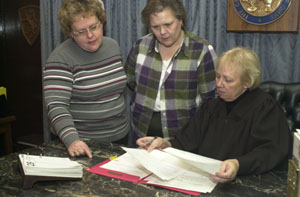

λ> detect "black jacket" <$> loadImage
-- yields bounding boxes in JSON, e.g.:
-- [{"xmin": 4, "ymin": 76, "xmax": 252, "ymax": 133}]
[{"xmin": 170, "ymin": 88, "xmax": 290, "ymax": 175}]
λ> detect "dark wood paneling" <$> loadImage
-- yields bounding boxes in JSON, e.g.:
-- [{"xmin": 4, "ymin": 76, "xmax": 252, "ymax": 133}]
[{"xmin": 0, "ymin": 0, "xmax": 43, "ymax": 150}]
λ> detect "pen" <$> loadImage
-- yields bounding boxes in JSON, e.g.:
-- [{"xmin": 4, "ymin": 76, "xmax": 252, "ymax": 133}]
[{"xmin": 139, "ymin": 136, "xmax": 157, "ymax": 149}]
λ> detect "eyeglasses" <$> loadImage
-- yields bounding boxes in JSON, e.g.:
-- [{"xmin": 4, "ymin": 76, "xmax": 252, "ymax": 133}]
[{"xmin": 72, "ymin": 21, "xmax": 101, "ymax": 37}]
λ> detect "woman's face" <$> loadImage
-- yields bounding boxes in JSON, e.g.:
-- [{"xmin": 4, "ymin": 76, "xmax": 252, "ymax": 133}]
[
  {"xmin": 216, "ymin": 62, "xmax": 248, "ymax": 102},
  {"xmin": 149, "ymin": 8, "xmax": 183, "ymax": 48},
  {"xmin": 71, "ymin": 14, "xmax": 103, "ymax": 52}
]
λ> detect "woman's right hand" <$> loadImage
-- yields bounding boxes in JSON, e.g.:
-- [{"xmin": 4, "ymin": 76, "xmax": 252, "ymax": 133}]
[
  {"xmin": 68, "ymin": 140, "xmax": 92, "ymax": 158},
  {"xmin": 136, "ymin": 136, "xmax": 171, "ymax": 152}
]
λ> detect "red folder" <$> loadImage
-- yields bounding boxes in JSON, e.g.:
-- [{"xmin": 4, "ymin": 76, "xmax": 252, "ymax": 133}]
[{"xmin": 88, "ymin": 159, "xmax": 201, "ymax": 196}]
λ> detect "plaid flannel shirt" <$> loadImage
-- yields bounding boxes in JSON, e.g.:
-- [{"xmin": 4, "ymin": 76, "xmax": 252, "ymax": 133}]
[{"xmin": 125, "ymin": 32, "xmax": 217, "ymax": 138}]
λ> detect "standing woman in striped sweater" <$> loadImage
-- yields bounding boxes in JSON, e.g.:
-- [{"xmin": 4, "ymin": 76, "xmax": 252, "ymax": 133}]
[{"xmin": 43, "ymin": 0, "xmax": 129, "ymax": 158}]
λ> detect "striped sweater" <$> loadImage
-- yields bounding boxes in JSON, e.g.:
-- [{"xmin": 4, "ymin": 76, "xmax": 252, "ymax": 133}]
[{"xmin": 43, "ymin": 37, "xmax": 129, "ymax": 147}]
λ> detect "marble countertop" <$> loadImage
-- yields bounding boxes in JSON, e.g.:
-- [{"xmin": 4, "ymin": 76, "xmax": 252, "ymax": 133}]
[{"xmin": 0, "ymin": 140, "xmax": 288, "ymax": 197}]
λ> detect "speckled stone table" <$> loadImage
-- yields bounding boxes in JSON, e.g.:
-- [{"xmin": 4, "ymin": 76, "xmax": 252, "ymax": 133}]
[{"xmin": 0, "ymin": 140, "xmax": 288, "ymax": 197}]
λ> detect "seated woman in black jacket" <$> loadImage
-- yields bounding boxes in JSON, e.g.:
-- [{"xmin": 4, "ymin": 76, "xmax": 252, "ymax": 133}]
[{"xmin": 137, "ymin": 46, "xmax": 290, "ymax": 183}]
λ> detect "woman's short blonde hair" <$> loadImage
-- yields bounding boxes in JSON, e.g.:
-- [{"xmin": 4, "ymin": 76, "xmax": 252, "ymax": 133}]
[
  {"xmin": 216, "ymin": 47, "xmax": 262, "ymax": 90},
  {"xmin": 58, "ymin": 0, "xmax": 106, "ymax": 37}
]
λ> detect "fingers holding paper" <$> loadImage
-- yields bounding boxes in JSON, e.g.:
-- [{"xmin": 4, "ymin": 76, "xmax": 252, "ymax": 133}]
[
  {"xmin": 210, "ymin": 159, "xmax": 239, "ymax": 183},
  {"xmin": 68, "ymin": 140, "xmax": 92, "ymax": 158},
  {"xmin": 136, "ymin": 137, "xmax": 171, "ymax": 152}
]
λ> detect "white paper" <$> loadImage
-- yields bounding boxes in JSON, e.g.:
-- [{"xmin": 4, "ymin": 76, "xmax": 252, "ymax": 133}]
[
  {"xmin": 145, "ymin": 168, "xmax": 217, "ymax": 193},
  {"xmin": 122, "ymin": 147, "xmax": 190, "ymax": 180},
  {"xmin": 163, "ymin": 147, "xmax": 221, "ymax": 174},
  {"xmin": 105, "ymin": 148, "xmax": 218, "ymax": 193},
  {"xmin": 100, "ymin": 153, "xmax": 150, "ymax": 178},
  {"xmin": 19, "ymin": 154, "xmax": 83, "ymax": 178}
]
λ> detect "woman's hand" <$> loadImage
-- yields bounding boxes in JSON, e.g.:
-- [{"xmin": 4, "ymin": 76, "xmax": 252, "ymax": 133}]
[
  {"xmin": 136, "ymin": 136, "xmax": 171, "ymax": 152},
  {"xmin": 68, "ymin": 140, "xmax": 92, "ymax": 158},
  {"xmin": 210, "ymin": 159, "xmax": 239, "ymax": 183}
]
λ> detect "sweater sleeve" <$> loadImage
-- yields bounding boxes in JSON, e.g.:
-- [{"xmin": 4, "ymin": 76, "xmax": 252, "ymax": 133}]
[
  {"xmin": 236, "ymin": 97, "xmax": 290, "ymax": 175},
  {"xmin": 43, "ymin": 56, "xmax": 80, "ymax": 148}
]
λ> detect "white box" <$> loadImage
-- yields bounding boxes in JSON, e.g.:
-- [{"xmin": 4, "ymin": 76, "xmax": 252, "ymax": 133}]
[{"xmin": 293, "ymin": 131, "xmax": 300, "ymax": 168}]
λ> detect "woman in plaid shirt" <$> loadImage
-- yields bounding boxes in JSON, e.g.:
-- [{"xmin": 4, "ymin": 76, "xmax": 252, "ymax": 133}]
[{"xmin": 125, "ymin": 0, "xmax": 217, "ymax": 145}]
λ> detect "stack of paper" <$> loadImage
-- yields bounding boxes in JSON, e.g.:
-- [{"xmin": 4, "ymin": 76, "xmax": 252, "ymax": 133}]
[{"xmin": 18, "ymin": 154, "xmax": 83, "ymax": 178}]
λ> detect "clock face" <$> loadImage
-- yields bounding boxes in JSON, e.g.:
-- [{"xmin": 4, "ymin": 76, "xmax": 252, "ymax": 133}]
[{"xmin": 233, "ymin": 0, "xmax": 292, "ymax": 25}]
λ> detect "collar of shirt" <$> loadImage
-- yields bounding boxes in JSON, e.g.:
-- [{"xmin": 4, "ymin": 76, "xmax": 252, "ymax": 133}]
[{"xmin": 147, "ymin": 33, "xmax": 189, "ymax": 58}]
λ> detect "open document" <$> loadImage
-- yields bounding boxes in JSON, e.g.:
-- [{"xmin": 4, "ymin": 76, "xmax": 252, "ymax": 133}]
[{"xmin": 88, "ymin": 147, "xmax": 221, "ymax": 194}]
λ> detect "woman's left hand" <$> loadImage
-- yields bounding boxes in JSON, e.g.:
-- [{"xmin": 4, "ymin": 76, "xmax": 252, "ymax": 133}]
[{"xmin": 210, "ymin": 159, "xmax": 239, "ymax": 183}]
